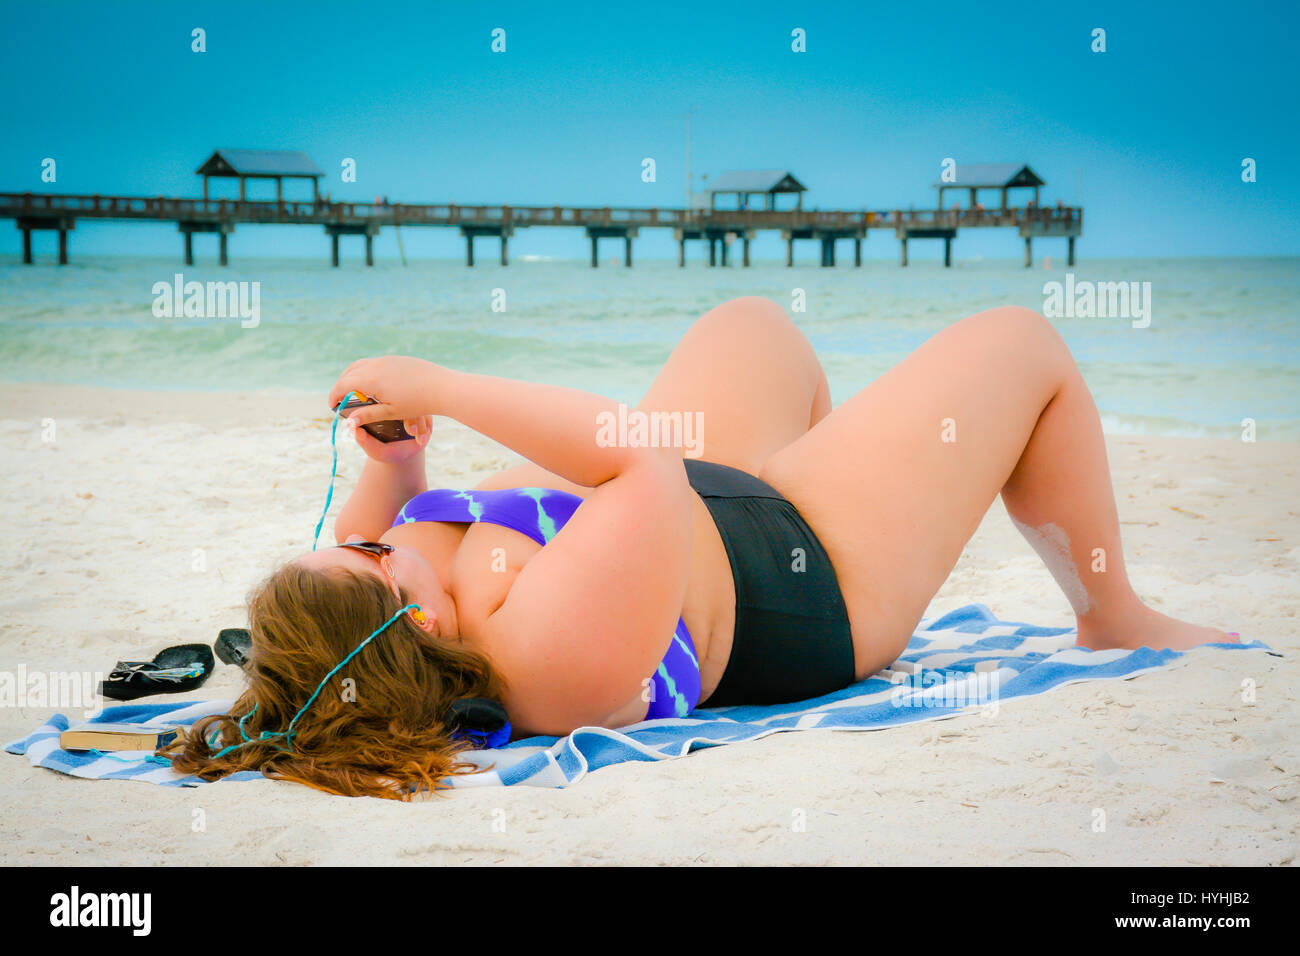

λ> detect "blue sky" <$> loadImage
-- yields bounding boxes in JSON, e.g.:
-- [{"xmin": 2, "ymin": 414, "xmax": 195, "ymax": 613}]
[{"xmin": 1, "ymin": 0, "xmax": 1296, "ymax": 261}]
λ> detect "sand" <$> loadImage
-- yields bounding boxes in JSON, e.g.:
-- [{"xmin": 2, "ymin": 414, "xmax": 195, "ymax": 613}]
[{"xmin": 0, "ymin": 383, "xmax": 1296, "ymax": 865}]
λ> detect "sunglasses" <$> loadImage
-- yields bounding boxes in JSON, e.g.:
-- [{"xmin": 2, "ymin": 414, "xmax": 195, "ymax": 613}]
[
  {"xmin": 334, "ymin": 542, "xmax": 429, "ymax": 627},
  {"xmin": 336, "ymin": 541, "xmax": 395, "ymax": 560}
]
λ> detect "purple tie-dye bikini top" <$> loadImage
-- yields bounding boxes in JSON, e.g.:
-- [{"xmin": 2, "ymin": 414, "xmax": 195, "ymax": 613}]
[{"xmin": 394, "ymin": 486, "xmax": 701, "ymax": 719}]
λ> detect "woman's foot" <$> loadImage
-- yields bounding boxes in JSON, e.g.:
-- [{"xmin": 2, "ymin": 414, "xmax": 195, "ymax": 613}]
[{"xmin": 1076, "ymin": 603, "xmax": 1240, "ymax": 652}]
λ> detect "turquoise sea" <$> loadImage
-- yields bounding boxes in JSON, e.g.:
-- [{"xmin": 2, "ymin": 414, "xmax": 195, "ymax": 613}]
[{"xmin": 1, "ymin": 255, "xmax": 1297, "ymax": 439}]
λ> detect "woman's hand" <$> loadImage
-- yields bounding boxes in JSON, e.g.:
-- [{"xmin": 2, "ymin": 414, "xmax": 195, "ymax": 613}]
[
  {"xmin": 348, "ymin": 413, "xmax": 432, "ymax": 464},
  {"xmin": 328, "ymin": 356, "xmax": 446, "ymax": 428}
]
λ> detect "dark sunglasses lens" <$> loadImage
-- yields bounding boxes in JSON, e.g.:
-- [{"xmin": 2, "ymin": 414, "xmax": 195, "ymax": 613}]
[{"xmin": 338, "ymin": 542, "xmax": 392, "ymax": 558}]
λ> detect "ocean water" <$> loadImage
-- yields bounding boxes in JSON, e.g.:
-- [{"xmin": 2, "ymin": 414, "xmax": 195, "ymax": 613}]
[{"xmin": 1, "ymin": 254, "xmax": 1297, "ymax": 439}]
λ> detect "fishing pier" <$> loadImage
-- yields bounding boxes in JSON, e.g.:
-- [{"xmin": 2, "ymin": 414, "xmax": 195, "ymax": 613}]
[{"xmin": 3, "ymin": 153, "xmax": 1082, "ymax": 268}]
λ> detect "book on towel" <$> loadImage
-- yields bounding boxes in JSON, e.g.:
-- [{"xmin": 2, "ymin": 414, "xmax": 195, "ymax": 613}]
[{"xmin": 59, "ymin": 723, "xmax": 180, "ymax": 752}]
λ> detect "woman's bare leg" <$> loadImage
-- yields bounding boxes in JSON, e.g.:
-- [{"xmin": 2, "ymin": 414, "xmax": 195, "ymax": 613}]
[
  {"xmin": 759, "ymin": 306, "xmax": 1237, "ymax": 678},
  {"xmin": 479, "ymin": 296, "xmax": 828, "ymax": 491},
  {"xmin": 636, "ymin": 296, "xmax": 829, "ymax": 474}
]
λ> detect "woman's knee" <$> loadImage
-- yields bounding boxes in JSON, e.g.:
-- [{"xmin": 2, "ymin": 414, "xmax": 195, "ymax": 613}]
[
  {"xmin": 962, "ymin": 306, "xmax": 1073, "ymax": 374},
  {"xmin": 700, "ymin": 295, "xmax": 796, "ymax": 337}
]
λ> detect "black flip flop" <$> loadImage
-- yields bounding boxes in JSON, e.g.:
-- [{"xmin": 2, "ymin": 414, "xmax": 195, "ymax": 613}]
[
  {"xmin": 99, "ymin": 644, "xmax": 215, "ymax": 701},
  {"xmin": 214, "ymin": 628, "xmax": 252, "ymax": 669}
]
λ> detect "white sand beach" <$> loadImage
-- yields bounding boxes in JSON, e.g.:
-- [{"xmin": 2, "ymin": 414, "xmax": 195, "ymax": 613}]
[{"xmin": 0, "ymin": 384, "xmax": 1296, "ymax": 866}]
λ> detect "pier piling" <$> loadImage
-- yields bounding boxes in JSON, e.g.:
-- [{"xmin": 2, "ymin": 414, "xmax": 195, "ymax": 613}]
[
  {"xmin": 326, "ymin": 222, "xmax": 379, "ymax": 267},
  {"xmin": 17, "ymin": 215, "xmax": 74, "ymax": 265},
  {"xmin": 584, "ymin": 225, "xmax": 636, "ymax": 267},
  {"xmin": 178, "ymin": 220, "xmax": 231, "ymax": 266},
  {"xmin": 460, "ymin": 225, "xmax": 512, "ymax": 267}
]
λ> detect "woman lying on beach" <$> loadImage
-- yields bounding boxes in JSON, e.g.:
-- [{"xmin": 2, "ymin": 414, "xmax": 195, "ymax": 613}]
[{"xmin": 165, "ymin": 297, "xmax": 1238, "ymax": 798}]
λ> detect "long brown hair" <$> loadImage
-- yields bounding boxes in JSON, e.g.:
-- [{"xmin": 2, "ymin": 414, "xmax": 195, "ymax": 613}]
[{"xmin": 162, "ymin": 563, "xmax": 507, "ymax": 800}]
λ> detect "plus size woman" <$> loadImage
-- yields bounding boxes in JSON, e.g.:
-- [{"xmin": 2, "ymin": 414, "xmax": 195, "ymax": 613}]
[{"xmin": 166, "ymin": 297, "xmax": 1237, "ymax": 798}]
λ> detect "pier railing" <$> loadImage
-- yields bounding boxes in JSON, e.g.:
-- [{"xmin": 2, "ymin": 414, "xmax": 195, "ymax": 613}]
[{"xmin": 0, "ymin": 191, "xmax": 1080, "ymax": 232}]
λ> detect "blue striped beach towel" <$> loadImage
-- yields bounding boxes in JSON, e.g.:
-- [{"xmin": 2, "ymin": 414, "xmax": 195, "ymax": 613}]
[{"xmin": 5, "ymin": 604, "xmax": 1273, "ymax": 791}]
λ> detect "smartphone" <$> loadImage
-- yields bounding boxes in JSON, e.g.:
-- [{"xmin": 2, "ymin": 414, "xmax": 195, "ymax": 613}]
[{"xmin": 334, "ymin": 395, "xmax": 414, "ymax": 443}]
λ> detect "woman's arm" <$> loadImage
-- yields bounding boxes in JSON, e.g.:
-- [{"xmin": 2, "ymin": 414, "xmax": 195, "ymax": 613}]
[
  {"xmin": 334, "ymin": 452, "xmax": 427, "ymax": 543},
  {"xmin": 328, "ymin": 358, "xmax": 659, "ymax": 488},
  {"xmin": 332, "ymin": 415, "xmax": 432, "ymax": 543}
]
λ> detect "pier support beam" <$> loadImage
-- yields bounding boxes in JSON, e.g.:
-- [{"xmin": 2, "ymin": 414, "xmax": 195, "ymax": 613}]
[
  {"xmin": 17, "ymin": 216, "xmax": 76, "ymax": 265},
  {"xmin": 673, "ymin": 228, "xmax": 704, "ymax": 268},
  {"xmin": 720, "ymin": 238, "xmax": 729, "ymax": 267},
  {"xmin": 326, "ymin": 222, "xmax": 381, "ymax": 267},
  {"xmin": 1019, "ymin": 219, "xmax": 1081, "ymax": 271},
  {"xmin": 895, "ymin": 227, "xmax": 955, "ymax": 268},
  {"xmin": 805, "ymin": 230, "xmax": 860, "ymax": 268},
  {"xmin": 786, "ymin": 236, "xmax": 794, "ymax": 267},
  {"xmin": 178, "ymin": 220, "xmax": 231, "ymax": 267},
  {"xmin": 459, "ymin": 225, "xmax": 513, "ymax": 267},
  {"xmin": 742, "ymin": 237, "xmax": 750, "ymax": 267},
  {"xmin": 709, "ymin": 239, "xmax": 717, "ymax": 267},
  {"xmin": 584, "ymin": 225, "xmax": 637, "ymax": 267}
]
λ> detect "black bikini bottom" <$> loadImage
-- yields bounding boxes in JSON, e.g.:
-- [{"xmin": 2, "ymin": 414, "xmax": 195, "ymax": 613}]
[{"xmin": 684, "ymin": 459, "xmax": 856, "ymax": 706}]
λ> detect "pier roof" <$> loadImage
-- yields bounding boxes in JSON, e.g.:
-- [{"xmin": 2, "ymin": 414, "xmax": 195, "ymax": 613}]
[
  {"xmin": 707, "ymin": 170, "xmax": 806, "ymax": 195},
  {"xmin": 934, "ymin": 163, "xmax": 1044, "ymax": 188},
  {"xmin": 197, "ymin": 149, "xmax": 324, "ymax": 179}
]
